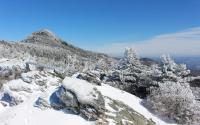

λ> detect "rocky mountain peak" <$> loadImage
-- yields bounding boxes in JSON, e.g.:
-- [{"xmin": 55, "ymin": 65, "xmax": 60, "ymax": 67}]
[
  {"xmin": 32, "ymin": 29, "xmax": 57, "ymax": 39},
  {"xmin": 22, "ymin": 29, "xmax": 62, "ymax": 47}
]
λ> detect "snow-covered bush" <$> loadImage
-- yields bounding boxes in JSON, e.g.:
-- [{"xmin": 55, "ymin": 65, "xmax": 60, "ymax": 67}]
[
  {"xmin": 0, "ymin": 65, "xmax": 22, "ymax": 80},
  {"xmin": 146, "ymin": 81, "xmax": 200, "ymax": 124}
]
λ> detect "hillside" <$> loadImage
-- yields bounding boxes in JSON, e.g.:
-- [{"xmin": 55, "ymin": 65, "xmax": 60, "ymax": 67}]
[{"xmin": 0, "ymin": 30, "xmax": 114, "ymax": 75}]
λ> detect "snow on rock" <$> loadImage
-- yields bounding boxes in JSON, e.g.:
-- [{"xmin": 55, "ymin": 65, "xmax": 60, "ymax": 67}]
[
  {"xmin": 0, "ymin": 102, "xmax": 6, "ymax": 113},
  {"xmin": 62, "ymin": 77, "xmax": 103, "ymax": 105},
  {"xmin": 97, "ymin": 84, "xmax": 177, "ymax": 125},
  {"xmin": 56, "ymin": 77, "xmax": 105, "ymax": 120},
  {"xmin": 103, "ymin": 96, "xmax": 156, "ymax": 125},
  {"xmin": 6, "ymin": 79, "xmax": 33, "ymax": 93},
  {"xmin": 0, "ymin": 88, "xmax": 24, "ymax": 106},
  {"xmin": 21, "ymin": 73, "xmax": 33, "ymax": 83}
]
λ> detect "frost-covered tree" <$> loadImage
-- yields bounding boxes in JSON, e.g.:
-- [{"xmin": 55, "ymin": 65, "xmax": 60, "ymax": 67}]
[
  {"xmin": 161, "ymin": 54, "xmax": 190, "ymax": 80},
  {"xmin": 118, "ymin": 48, "xmax": 140, "ymax": 70},
  {"xmin": 105, "ymin": 48, "xmax": 158, "ymax": 98}
]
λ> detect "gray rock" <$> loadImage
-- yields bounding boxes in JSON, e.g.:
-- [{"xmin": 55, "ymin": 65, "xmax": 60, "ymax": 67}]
[
  {"xmin": 56, "ymin": 86, "xmax": 79, "ymax": 108},
  {"xmin": 0, "ymin": 92, "xmax": 23, "ymax": 106},
  {"xmin": 34, "ymin": 97, "xmax": 51, "ymax": 109},
  {"xmin": 0, "ymin": 66, "xmax": 12, "ymax": 78},
  {"xmin": 35, "ymin": 80, "xmax": 47, "ymax": 86},
  {"xmin": 76, "ymin": 72, "xmax": 102, "ymax": 86},
  {"xmin": 49, "ymin": 90, "xmax": 66, "ymax": 110}
]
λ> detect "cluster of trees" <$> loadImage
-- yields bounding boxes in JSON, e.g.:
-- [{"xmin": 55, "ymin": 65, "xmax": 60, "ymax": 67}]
[{"xmin": 115, "ymin": 48, "xmax": 200, "ymax": 125}]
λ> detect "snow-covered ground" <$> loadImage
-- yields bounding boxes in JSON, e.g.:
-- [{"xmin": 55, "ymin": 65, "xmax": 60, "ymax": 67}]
[
  {"xmin": 0, "ymin": 58, "xmax": 25, "ymax": 68},
  {"xmin": 0, "ymin": 82, "xmax": 175, "ymax": 125},
  {"xmin": 0, "ymin": 93, "xmax": 93, "ymax": 125}
]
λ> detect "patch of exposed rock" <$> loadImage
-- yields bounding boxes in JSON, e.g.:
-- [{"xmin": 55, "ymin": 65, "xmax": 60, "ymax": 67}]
[
  {"xmin": 103, "ymin": 96, "xmax": 156, "ymax": 125},
  {"xmin": 76, "ymin": 71, "xmax": 102, "ymax": 85}
]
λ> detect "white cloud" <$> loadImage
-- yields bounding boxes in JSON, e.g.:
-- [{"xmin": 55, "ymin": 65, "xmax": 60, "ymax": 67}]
[{"xmin": 97, "ymin": 27, "xmax": 200, "ymax": 57}]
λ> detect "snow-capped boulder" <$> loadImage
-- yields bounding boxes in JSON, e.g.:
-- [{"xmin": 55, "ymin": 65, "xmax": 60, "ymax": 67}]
[
  {"xmin": 0, "ymin": 90, "xmax": 24, "ymax": 106},
  {"xmin": 21, "ymin": 73, "xmax": 33, "ymax": 83},
  {"xmin": 56, "ymin": 77, "xmax": 105, "ymax": 120},
  {"xmin": 62, "ymin": 77, "xmax": 105, "ymax": 109},
  {"xmin": 7, "ymin": 79, "xmax": 33, "ymax": 93}
]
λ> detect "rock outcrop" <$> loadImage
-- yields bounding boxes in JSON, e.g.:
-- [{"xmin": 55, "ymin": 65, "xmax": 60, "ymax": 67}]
[
  {"xmin": 76, "ymin": 71, "xmax": 102, "ymax": 85},
  {"xmin": 54, "ymin": 77, "xmax": 105, "ymax": 120}
]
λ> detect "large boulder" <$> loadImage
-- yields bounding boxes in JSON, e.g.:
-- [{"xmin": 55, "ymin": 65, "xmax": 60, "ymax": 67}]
[{"xmin": 55, "ymin": 77, "xmax": 105, "ymax": 120}]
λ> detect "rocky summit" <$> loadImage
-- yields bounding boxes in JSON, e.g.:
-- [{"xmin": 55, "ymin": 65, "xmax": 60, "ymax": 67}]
[{"xmin": 23, "ymin": 29, "xmax": 62, "ymax": 46}]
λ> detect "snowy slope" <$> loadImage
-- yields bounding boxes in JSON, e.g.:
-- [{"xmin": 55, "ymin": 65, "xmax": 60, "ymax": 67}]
[
  {"xmin": 97, "ymin": 84, "xmax": 176, "ymax": 125},
  {"xmin": 0, "ymin": 93, "xmax": 93, "ymax": 125}
]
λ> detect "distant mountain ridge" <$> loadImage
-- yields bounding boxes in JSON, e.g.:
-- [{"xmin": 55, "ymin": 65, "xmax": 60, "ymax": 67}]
[
  {"xmin": 21, "ymin": 29, "xmax": 107, "ymax": 57},
  {"xmin": 0, "ymin": 29, "xmax": 114, "ymax": 75}
]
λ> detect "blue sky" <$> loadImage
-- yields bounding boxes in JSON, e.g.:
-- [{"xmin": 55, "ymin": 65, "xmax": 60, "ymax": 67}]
[{"xmin": 0, "ymin": 0, "xmax": 200, "ymax": 56}]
